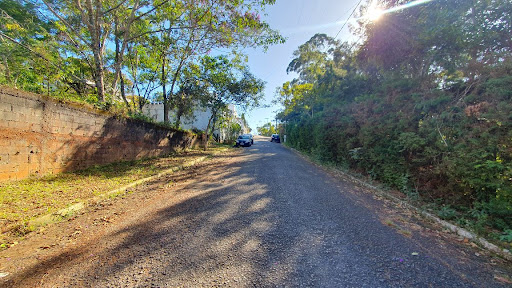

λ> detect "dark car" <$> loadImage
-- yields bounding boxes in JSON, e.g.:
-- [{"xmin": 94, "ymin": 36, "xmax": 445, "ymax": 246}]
[
  {"xmin": 243, "ymin": 134, "xmax": 254, "ymax": 145},
  {"xmin": 270, "ymin": 134, "xmax": 280, "ymax": 143},
  {"xmin": 236, "ymin": 134, "xmax": 252, "ymax": 147}
]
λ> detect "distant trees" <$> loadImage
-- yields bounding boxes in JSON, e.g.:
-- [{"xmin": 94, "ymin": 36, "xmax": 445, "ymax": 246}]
[
  {"xmin": 277, "ymin": 0, "xmax": 512, "ymax": 241},
  {"xmin": 257, "ymin": 122, "xmax": 276, "ymax": 136},
  {"xmin": 0, "ymin": 0, "xmax": 283, "ymax": 123}
]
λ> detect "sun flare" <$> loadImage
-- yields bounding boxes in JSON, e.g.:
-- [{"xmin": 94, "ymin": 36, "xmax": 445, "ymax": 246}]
[
  {"xmin": 363, "ymin": 0, "xmax": 435, "ymax": 22},
  {"xmin": 366, "ymin": 6, "xmax": 384, "ymax": 21}
]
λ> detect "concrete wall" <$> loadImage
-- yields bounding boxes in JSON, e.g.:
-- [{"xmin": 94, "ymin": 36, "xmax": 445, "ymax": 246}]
[{"xmin": 0, "ymin": 87, "xmax": 197, "ymax": 182}]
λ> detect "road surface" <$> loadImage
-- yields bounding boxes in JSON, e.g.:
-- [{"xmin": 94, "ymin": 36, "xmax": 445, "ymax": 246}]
[{"xmin": 2, "ymin": 136, "xmax": 511, "ymax": 287}]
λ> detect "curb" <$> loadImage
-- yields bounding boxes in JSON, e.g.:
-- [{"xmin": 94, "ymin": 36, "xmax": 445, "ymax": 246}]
[
  {"xmin": 28, "ymin": 151, "xmax": 220, "ymax": 229},
  {"xmin": 285, "ymin": 146, "xmax": 512, "ymax": 261}
]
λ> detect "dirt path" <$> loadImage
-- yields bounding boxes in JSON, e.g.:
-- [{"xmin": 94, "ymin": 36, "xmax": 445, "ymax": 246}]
[{"xmin": 1, "ymin": 138, "xmax": 511, "ymax": 287}]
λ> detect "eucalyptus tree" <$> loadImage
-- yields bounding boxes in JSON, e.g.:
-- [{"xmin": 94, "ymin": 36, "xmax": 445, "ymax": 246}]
[{"xmin": 286, "ymin": 33, "xmax": 339, "ymax": 84}]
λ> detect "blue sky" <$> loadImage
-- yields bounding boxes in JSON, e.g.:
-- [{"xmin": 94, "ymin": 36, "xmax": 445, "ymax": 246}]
[{"xmin": 242, "ymin": 0, "xmax": 363, "ymax": 133}]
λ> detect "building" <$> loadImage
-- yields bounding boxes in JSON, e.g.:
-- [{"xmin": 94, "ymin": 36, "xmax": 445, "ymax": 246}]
[{"xmin": 142, "ymin": 103, "xmax": 247, "ymax": 142}]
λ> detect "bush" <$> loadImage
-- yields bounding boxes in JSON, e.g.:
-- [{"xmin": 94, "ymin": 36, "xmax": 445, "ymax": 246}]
[{"xmin": 283, "ymin": 64, "xmax": 512, "ymax": 241}]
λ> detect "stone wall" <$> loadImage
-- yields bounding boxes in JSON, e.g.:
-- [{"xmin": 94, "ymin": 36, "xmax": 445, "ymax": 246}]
[{"xmin": 0, "ymin": 87, "xmax": 197, "ymax": 182}]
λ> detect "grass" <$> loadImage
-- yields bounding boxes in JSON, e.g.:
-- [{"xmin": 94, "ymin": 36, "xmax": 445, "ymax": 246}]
[{"xmin": 0, "ymin": 145, "xmax": 230, "ymax": 248}]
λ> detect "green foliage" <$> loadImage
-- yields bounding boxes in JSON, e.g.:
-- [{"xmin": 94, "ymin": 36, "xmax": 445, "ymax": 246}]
[
  {"xmin": 438, "ymin": 206, "xmax": 457, "ymax": 220},
  {"xmin": 500, "ymin": 230, "xmax": 512, "ymax": 243},
  {"xmin": 277, "ymin": 0, "xmax": 512, "ymax": 242},
  {"xmin": 0, "ymin": 0, "xmax": 282, "ymax": 116},
  {"xmin": 128, "ymin": 111, "xmax": 155, "ymax": 123},
  {"xmin": 257, "ymin": 122, "xmax": 276, "ymax": 136}
]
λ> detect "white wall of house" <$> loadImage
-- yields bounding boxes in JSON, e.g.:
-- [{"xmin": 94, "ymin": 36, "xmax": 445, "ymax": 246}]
[
  {"xmin": 142, "ymin": 103, "xmax": 212, "ymax": 131},
  {"xmin": 142, "ymin": 103, "xmax": 246, "ymax": 141}
]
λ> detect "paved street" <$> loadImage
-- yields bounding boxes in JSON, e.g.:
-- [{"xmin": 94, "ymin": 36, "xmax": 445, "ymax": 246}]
[{"xmin": 3, "ymin": 136, "xmax": 510, "ymax": 287}]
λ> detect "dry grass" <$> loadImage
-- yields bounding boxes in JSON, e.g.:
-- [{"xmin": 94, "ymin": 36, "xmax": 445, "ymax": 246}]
[{"xmin": 0, "ymin": 145, "xmax": 230, "ymax": 248}]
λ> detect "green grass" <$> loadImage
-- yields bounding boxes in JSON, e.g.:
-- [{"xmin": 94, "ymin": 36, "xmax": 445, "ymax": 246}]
[{"xmin": 0, "ymin": 146, "xmax": 230, "ymax": 247}]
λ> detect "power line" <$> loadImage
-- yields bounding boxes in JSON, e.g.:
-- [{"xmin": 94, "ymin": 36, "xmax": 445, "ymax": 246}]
[
  {"xmin": 334, "ymin": 0, "xmax": 364, "ymax": 40},
  {"xmin": 297, "ymin": 0, "xmax": 305, "ymax": 25}
]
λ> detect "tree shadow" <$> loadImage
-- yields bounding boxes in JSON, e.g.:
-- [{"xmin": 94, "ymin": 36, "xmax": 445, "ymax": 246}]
[
  {"xmin": 60, "ymin": 117, "xmax": 197, "ymax": 173},
  {"xmin": 4, "ymin": 143, "xmax": 505, "ymax": 287}
]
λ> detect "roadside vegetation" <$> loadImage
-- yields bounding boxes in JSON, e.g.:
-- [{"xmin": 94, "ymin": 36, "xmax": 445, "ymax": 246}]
[
  {"xmin": 0, "ymin": 0, "xmax": 283, "ymax": 132},
  {"xmin": 1, "ymin": 0, "xmax": 277, "ymax": 249},
  {"xmin": 257, "ymin": 122, "xmax": 278, "ymax": 137},
  {"xmin": 275, "ymin": 0, "xmax": 512, "ymax": 246},
  {"xmin": 0, "ymin": 146, "xmax": 230, "ymax": 250}
]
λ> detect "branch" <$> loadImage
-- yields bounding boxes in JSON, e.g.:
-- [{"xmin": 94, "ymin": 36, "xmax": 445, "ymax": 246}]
[
  {"xmin": 132, "ymin": 0, "xmax": 172, "ymax": 22},
  {"xmin": 126, "ymin": 24, "xmax": 209, "ymax": 42},
  {"xmin": 41, "ymin": 0, "xmax": 89, "ymax": 45},
  {"xmin": 0, "ymin": 30, "xmax": 90, "ymax": 85},
  {"xmin": 102, "ymin": 0, "xmax": 130, "ymax": 15}
]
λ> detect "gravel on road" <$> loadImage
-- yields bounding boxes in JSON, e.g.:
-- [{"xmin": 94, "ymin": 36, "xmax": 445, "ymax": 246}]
[{"xmin": 1, "ymin": 136, "xmax": 511, "ymax": 287}]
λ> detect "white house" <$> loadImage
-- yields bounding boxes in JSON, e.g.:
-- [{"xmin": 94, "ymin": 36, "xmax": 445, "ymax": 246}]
[{"xmin": 142, "ymin": 103, "xmax": 247, "ymax": 142}]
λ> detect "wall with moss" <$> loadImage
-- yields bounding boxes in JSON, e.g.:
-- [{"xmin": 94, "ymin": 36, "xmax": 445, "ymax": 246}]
[{"xmin": 0, "ymin": 87, "xmax": 197, "ymax": 181}]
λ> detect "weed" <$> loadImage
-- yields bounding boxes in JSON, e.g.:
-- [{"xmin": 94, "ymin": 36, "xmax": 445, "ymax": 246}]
[
  {"xmin": 384, "ymin": 219, "xmax": 397, "ymax": 227},
  {"xmin": 499, "ymin": 229, "xmax": 512, "ymax": 243},
  {"xmin": 398, "ymin": 229, "xmax": 412, "ymax": 237},
  {"xmin": 0, "ymin": 146, "xmax": 229, "ymax": 247},
  {"xmin": 438, "ymin": 206, "xmax": 457, "ymax": 220}
]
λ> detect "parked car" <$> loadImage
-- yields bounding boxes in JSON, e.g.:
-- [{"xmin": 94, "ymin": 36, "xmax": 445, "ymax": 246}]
[
  {"xmin": 236, "ymin": 134, "xmax": 252, "ymax": 147},
  {"xmin": 270, "ymin": 134, "xmax": 280, "ymax": 143},
  {"xmin": 243, "ymin": 134, "xmax": 254, "ymax": 145}
]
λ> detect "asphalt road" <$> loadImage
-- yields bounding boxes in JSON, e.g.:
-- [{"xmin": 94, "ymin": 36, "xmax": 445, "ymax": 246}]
[{"xmin": 4, "ymin": 136, "xmax": 510, "ymax": 287}]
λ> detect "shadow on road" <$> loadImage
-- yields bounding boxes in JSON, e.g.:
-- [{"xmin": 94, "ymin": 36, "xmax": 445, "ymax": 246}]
[{"xmin": 5, "ymin": 140, "xmax": 511, "ymax": 287}]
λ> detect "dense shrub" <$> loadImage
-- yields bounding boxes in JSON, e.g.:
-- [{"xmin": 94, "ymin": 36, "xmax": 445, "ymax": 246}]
[{"xmin": 283, "ymin": 67, "xmax": 512, "ymax": 238}]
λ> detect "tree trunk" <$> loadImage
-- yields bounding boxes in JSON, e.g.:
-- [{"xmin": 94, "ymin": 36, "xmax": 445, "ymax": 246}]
[
  {"xmin": 167, "ymin": 61, "xmax": 185, "ymax": 123},
  {"xmin": 175, "ymin": 107, "xmax": 183, "ymax": 129},
  {"xmin": 2, "ymin": 55, "xmax": 11, "ymax": 84},
  {"xmin": 162, "ymin": 61, "xmax": 169, "ymax": 123},
  {"xmin": 85, "ymin": 0, "xmax": 108, "ymax": 103},
  {"xmin": 110, "ymin": 0, "xmax": 139, "ymax": 96},
  {"xmin": 115, "ymin": 17, "xmax": 130, "ymax": 108},
  {"xmin": 93, "ymin": 57, "xmax": 106, "ymax": 102},
  {"xmin": 204, "ymin": 112, "xmax": 216, "ymax": 150},
  {"xmin": 120, "ymin": 74, "xmax": 128, "ymax": 109}
]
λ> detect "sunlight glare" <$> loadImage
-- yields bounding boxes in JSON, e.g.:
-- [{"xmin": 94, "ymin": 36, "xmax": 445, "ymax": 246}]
[
  {"xmin": 366, "ymin": 5, "xmax": 384, "ymax": 21},
  {"xmin": 280, "ymin": 0, "xmax": 436, "ymax": 35},
  {"xmin": 362, "ymin": 0, "xmax": 435, "ymax": 21}
]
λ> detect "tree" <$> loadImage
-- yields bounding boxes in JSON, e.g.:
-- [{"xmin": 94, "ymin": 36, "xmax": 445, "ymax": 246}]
[
  {"xmin": 275, "ymin": 0, "xmax": 512, "ymax": 238},
  {"xmin": 195, "ymin": 55, "xmax": 264, "ymax": 148},
  {"xmin": 275, "ymin": 81, "xmax": 314, "ymax": 118},
  {"xmin": 154, "ymin": 0, "xmax": 283, "ymax": 123},
  {"xmin": 287, "ymin": 33, "xmax": 338, "ymax": 83},
  {"xmin": 32, "ymin": 0, "xmax": 283, "ymax": 108},
  {"xmin": 257, "ymin": 122, "xmax": 276, "ymax": 136},
  {"xmin": 0, "ymin": 0, "xmax": 59, "ymax": 92}
]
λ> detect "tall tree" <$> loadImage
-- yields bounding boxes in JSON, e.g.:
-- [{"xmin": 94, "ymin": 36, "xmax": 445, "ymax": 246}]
[
  {"xmin": 153, "ymin": 0, "xmax": 283, "ymax": 123},
  {"xmin": 286, "ymin": 33, "xmax": 338, "ymax": 83},
  {"xmin": 196, "ymin": 55, "xmax": 264, "ymax": 147}
]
